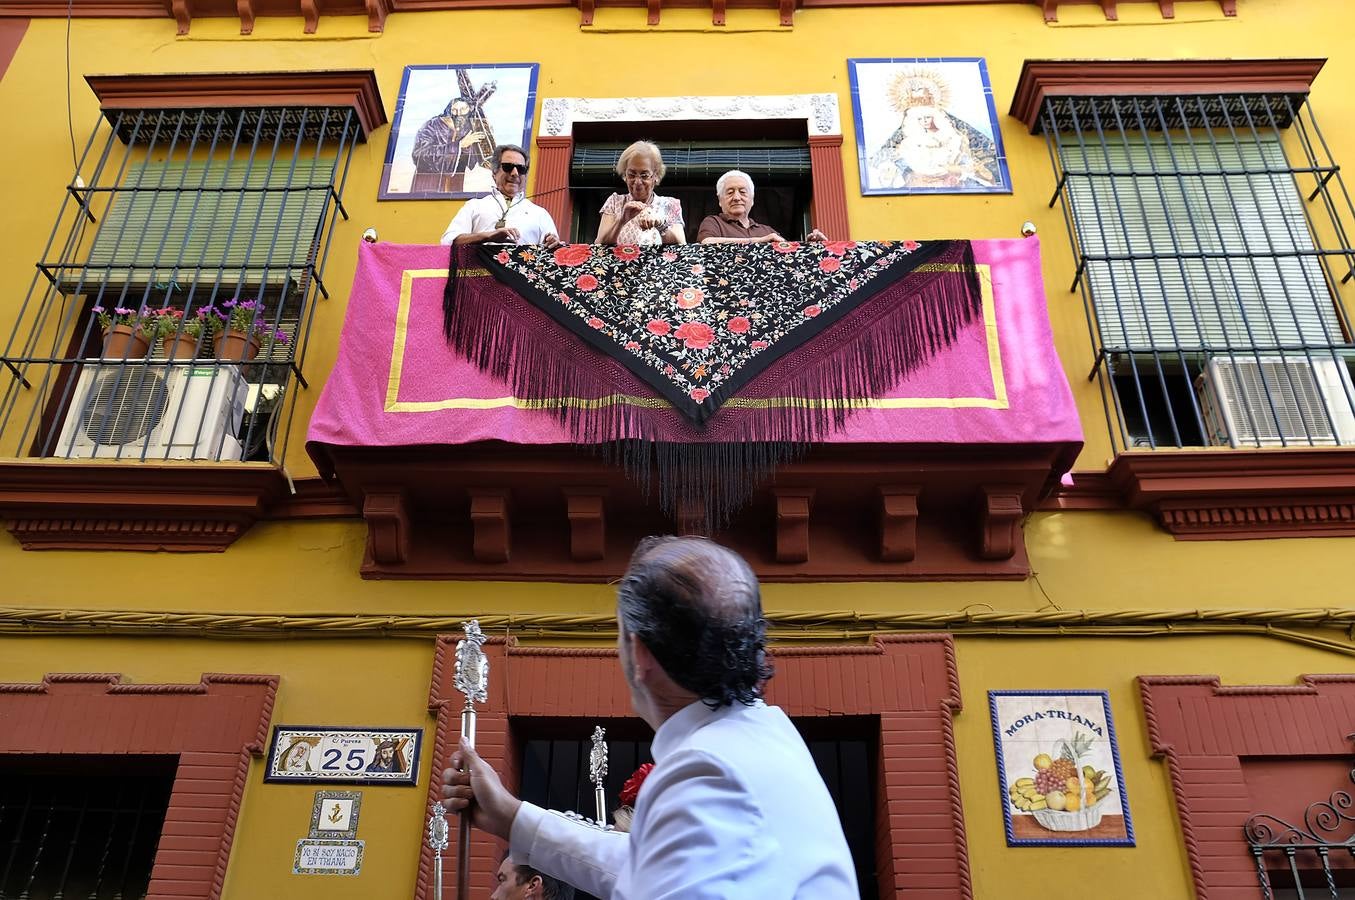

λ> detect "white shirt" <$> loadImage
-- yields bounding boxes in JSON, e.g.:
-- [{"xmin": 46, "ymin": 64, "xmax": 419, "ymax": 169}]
[
  {"xmin": 510, "ymin": 699, "xmax": 859, "ymax": 899},
  {"xmin": 438, "ymin": 192, "xmax": 558, "ymax": 245}
]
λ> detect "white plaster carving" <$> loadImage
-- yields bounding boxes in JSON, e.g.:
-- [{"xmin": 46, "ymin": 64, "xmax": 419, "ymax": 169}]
[{"xmin": 537, "ymin": 94, "xmax": 841, "ymax": 137}]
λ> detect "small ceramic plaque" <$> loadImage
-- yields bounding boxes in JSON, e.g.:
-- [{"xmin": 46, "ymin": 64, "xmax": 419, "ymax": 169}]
[
  {"xmin": 309, "ymin": 790, "xmax": 362, "ymax": 839},
  {"xmin": 293, "ymin": 839, "xmax": 364, "ymax": 875},
  {"xmin": 266, "ymin": 727, "xmax": 421, "ymax": 785}
]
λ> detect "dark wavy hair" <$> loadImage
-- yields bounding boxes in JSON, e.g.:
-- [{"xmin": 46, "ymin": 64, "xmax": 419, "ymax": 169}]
[
  {"xmin": 616, "ymin": 536, "xmax": 773, "ymax": 708},
  {"xmin": 513, "ymin": 863, "xmax": 574, "ymax": 900}
]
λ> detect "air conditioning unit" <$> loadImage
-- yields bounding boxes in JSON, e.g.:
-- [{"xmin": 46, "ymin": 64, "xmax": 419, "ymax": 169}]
[
  {"xmin": 1195, "ymin": 355, "xmax": 1355, "ymax": 447},
  {"xmin": 54, "ymin": 362, "xmax": 248, "ymax": 460}
]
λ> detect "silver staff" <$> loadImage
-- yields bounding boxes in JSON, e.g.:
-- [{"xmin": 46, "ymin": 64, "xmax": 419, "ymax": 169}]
[
  {"xmin": 589, "ymin": 725, "xmax": 608, "ymax": 826},
  {"xmin": 426, "ymin": 801, "xmax": 450, "ymax": 898},
  {"xmin": 453, "ymin": 620, "xmax": 489, "ymax": 900}
]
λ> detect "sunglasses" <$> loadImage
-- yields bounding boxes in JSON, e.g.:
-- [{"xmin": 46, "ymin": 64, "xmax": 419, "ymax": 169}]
[{"xmin": 498, "ymin": 162, "xmax": 529, "ymax": 175}]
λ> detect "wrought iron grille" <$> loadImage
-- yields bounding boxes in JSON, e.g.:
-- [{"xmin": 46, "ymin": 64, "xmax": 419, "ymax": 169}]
[
  {"xmin": 1041, "ymin": 92, "xmax": 1355, "ymax": 452},
  {"xmin": 518, "ymin": 726, "xmax": 877, "ymax": 900},
  {"xmin": 0, "ymin": 104, "xmax": 358, "ymax": 463},
  {"xmin": 1244, "ymin": 764, "xmax": 1355, "ymax": 900},
  {"xmin": 0, "ymin": 757, "xmax": 176, "ymax": 899}
]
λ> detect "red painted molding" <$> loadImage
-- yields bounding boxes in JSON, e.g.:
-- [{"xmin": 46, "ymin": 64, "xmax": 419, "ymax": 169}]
[
  {"xmin": 86, "ymin": 70, "xmax": 387, "ymax": 139},
  {"xmin": 0, "ymin": 672, "xmax": 278, "ymax": 900},
  {"xmin": 534, "ymin": 136, "xmax": 575, "ymax": 242},
  {"xmin": 807, "ymin": 135, "xmax": 851, "ymax": 241},
  {"xmin": 0, "ymin": 461, "xmax": 289, "ymax": 551},
  {"xmin": 1009, "ymin": 57, "xmax": 1326, "ymax": 131},
  {"xmin": 421, "ymin": 633, "xmax": 971, "ymax": 899},
  {"xmin": 3, "ymin": 0, "xmax": 395, "ymax": 33},
  {"xmin": 1108, "ymin": 448, "xmax": 1355, "ymax": 540},
  {"xmin": 0, "ymin": 19, "xmax": 26, "ymax": 83},
  {"xmin": 1139, "ymin": 674, "xmax": 1355, "ymax": 900}
]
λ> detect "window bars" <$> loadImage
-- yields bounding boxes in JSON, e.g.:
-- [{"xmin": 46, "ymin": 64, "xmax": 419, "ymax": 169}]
[
  {"xmin": 1042, "ymin": 93, "xmax": 1355, "ymax": 452},
  {"xmin": 1244, "ymin": 764, "xmax": 1355, "ymax": 900},
  {"xmin": 0, "ymin": 104, "xmax": 358, "ymax": 464}
]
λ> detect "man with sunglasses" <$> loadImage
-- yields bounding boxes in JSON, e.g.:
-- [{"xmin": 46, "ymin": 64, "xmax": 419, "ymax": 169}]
[{"xmin": 441, "ymin": 144, "xmax": 561, "ymax": 248}]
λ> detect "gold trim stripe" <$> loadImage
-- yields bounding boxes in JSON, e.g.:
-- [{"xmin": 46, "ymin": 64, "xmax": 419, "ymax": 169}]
[{"xmin": 385, "ymin": 264, "xmax": 1007, "ymax": 413}]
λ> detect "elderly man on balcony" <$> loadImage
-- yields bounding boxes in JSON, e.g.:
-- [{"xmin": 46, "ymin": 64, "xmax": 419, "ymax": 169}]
[
  {"xmin": 696, "ymin": 170, "xmax": 827, "ymax": 245},
  {"xmin": 440, "ymin": 144, "xmax": 561, "ymax": 248}
]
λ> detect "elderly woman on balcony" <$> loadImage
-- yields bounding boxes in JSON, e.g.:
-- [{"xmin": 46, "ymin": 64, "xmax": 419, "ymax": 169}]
[{"xmin": 595, "ymin": 141, "xmax": 685, "ymax": 246}]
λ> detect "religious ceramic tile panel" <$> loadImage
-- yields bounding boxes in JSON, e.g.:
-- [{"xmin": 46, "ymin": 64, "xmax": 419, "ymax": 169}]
[
  {"xmin": 848, "ymin": 58, "xmax": 1011, "ymax": 196},
  {"xmin": 989, "ymin": 690, "xmax": 1135, "ymax": 847},
  {"xmin": 380, "ymin": 63, "xmax": 540, "ymax": 200},
  {"xmin": 265, "ymin": 726, "xmax": 422, "ymax": 785}
]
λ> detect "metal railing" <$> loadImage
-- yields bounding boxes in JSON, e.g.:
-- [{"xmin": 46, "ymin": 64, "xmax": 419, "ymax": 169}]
[
  {"xmin": 0, "ymin": 105, "xmax": 358, "ymax": 464},
  {"xmin": 1245, "ymin": 764, "xmax": 1355, "ymax": 900},
  {"xmin": 1042, "ymin": 93, "xmax": 1355, "ymax": 452}
]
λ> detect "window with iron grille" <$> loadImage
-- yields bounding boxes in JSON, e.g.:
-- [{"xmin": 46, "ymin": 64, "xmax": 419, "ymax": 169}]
[
  {"xmin": 0, "ymin": 102, "xmax": 358, "ymax": 464},
  {"xmin": 1041, "ymin": 92, "xmax": 1355, "ymax": 451},
  {"xmin": 0, "ymin": 755, "xmax": 176, "ymax": 899}
]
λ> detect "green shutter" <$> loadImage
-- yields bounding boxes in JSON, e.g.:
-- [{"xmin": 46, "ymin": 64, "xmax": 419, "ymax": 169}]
[
  {"xmin": 571, "ymin": 146, "xmax": 812, "ymax": 182},
  {"xmin": 78, "ymin": 157, "xmax": 335, "ymax": 290},
  {"xmin": 1061, "ymin": 136, "xmax": 1343, "ymax": 353}
]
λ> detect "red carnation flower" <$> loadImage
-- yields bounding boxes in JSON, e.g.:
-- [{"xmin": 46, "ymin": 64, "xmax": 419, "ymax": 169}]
[
  {"xmin": 619, "ymin": 763, "xmax": 654, "ymax": 807},
  {"xmin": 822, "ymin": 240, "xmax": 857, "ymax": 256},
  {"xmin": 804, "ymin": 305, "xmax": 822, "ymax": 318},
  {"xmin": 587, "ymin": 316, "xmax": 605, "ymax": 329},
  {"xmin": 553, "ymin": 244, "xmax": 592, "ymax": 267},
  {"xmin": 727, "ymin": 316, "xmax": 751, "ymax": 334},
  {"xmin": 771, "ymin": 241, "xmax": 800, "ymax": 253},
  {"xmin": 613, "ymin": 245, "xmax": 641, "ymax": 261},
  {"xmin": 819, "ymin": 257, "xmax": 841, "ymax": 274},
  {"xmin": 689, "ymin": 387, "xmax": 711, "ymax": 403},
  {"xmin": 673, "ymin": 321, "xmax": 716, "ymax": 350},
  {"xmin": 576, "ymin": 273, "xmax": 599, "ymax": 291},
  {"xmin": 647, "ymin": 319, "xmax": 671, "ymax": 337}
]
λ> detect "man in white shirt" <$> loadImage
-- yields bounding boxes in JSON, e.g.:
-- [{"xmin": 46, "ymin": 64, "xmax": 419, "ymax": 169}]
[
  {"xmin": 440, "ymin": 143, "xmax": 561, "ymax": 248},
  {"xmin": 443, "ymin": 537, "xmax": 859, "ymax": 899}
]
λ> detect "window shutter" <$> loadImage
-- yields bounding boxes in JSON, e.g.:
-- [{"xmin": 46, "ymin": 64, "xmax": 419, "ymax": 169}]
[
  {"xmin": 1061, "ymin": 137, "xmax": 1342, "ymax": 352},
  {"xmin": 571, "ymin": 146, "xmax": 812, "ymax": 182}
]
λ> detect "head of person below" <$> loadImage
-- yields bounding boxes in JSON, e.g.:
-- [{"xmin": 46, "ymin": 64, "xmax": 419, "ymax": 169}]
[
  {"xmin": 595, "ymin": 141, "xmax": 686, "ymax": 246},
  {"xmin": 696, "ymin": 169, "xmax": 828, "ymax": 245},
  {"xmin": 492, "ymin": 856, "xmax": 574, "ymax": 900},
  {"xmin": 442, "ymin": 536, "xmax": 858, "ymax": 899},
  {"xmin": 439, "ymin": 144, "xmax": 560, "ymax": 249}
]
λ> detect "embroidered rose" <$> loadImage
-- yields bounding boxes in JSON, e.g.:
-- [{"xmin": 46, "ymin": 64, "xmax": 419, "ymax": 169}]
[
  {"xmin": 646, "ymin": 319, "xmax": 671, "ymax": 336},
  {"xmin": 495, "ymin": 250, "xmax": 510, "ymax": 264},
  {"xmin": 624, "ymin": 341, "xmax": 641, "ymax": 351},
  {"xmin": 902, "ymin": 240, "xmax": 920, "ymax": 251},
  {"xmin": 587, "ymin": 316, "xmax": 605, "ymax": 329},
  {"xmin": 751, "ymin": 340, "xmax": 769, "ymax": 350},
  {"xmin": 772, "ymin": 241, "xmax": 800, "ymax": 253},
  {"xmin": 575, "ymin": 274, "xmax": 599, "ymax": 291},
  {"xmin": 613, "ymin": 245, "xmax": 641, "ymax": 262},
  {"xmin": 662, "ymin": 251, "xmax": 678, "ymax": 263},
  {"xmin": 727, "ymin": 316, "xmax": 751, "ymax": 334},
  {"xmin": 553, "ymin": 244, "xmax": 592, "ymax": 267},
  {"xmin": 822, "ymin": 240, "xmax": 857, "ymax": 256},
  {"xmin": 675, "ymin": 287, "xmax": 704, "ymax": 310},
  {"xmin": 674, "ymin": 321, "xmax": 716, "ymax": 350},
  {"xmin": 557, "ymin": 292, "xmax": 571, "ymax": 305},
  {"xmin": 690, "ymin": 264, "xmax": 704, "ymax": 275},
  {"xmin": 689, "ymin": 388, "xmax": 710, "ymax": 403},
  {"xmin": 804, "ymin": 305, "xmax": 822, "ymax": 318},
  {"xmin": 819, "ymin": 257, "xmax": 841, "ymax": 273}
]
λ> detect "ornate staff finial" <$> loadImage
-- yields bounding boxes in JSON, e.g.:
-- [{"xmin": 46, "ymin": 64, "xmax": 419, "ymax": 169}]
[
  {"xmin": 589, "ymin": 725, "xmax": 608, "ymax": 825},
  {"xmin": 453, "ymin": 619, "xmax": 489, "ymax": 705},
  {"xmin": 427, "ymin": 801, "xmax": 449, "ymax": 851}
]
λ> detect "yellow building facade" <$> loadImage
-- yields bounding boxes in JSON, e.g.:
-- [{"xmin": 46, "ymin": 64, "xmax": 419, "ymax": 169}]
[{"xmin": 2, "ymin": 1, "xmax": 1355, "ymax": 898}]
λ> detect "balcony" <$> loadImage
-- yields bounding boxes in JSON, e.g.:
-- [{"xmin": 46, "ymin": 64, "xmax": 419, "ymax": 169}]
[{"xmin": 306, "ymin": 236, "xmax": 1082, "ymax": 580}]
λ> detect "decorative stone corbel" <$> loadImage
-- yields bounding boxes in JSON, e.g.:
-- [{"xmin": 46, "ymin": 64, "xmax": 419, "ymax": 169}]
[
  {"xmin": 364, "ymin": 491, "xmax": 409, "ymax": 565},
  {"xmin": 563, "ymin": 488, "xmax": 607, "ymax": 562},
  {"xmin": 980, "ymin": 486, "xmax": 1024, "ymax": 560},
  {"xmin": 879, "ymin": 486, "xmax": 920, "ymax": 562},
  {"xmin": 469, "ymin": 488, "xmax": 511, "ymax": 563},
  {"xmin": 772, "ymin": 487, "xmax": 814, "ymax": 563}
]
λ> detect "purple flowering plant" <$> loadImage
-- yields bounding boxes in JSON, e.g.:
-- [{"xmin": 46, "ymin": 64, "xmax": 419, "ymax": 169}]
[
  {"xmin": 206, "ymin": 298, "xmax": 291, "ymax": 347},
  {"xmin": 91, "ymin": 305, "xmax": 154, "ymax": 335}
]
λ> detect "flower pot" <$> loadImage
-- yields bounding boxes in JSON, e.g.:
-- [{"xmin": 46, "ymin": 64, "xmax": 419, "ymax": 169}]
[
  {"xmin": 214, "ymin": 329, "xmax": 261, "ymax": 363},
  {"xmin": 160, "ymin": 334, "xmax": 201, "ymax": 361},
  {"xmin": 102, "ymin": 324, "xmax": 150, "ymax": 359}
]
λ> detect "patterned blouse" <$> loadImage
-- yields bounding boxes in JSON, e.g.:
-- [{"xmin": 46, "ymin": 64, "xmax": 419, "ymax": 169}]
[{"xmin": 599, "ymin": 192, "xmax": 685, "ymax": 245}]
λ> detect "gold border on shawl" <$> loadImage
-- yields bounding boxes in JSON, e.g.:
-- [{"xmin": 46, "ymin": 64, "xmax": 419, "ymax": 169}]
[{"xmin": 385, "ymin": 264, "xmax": 1008, "ymax": 413}]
